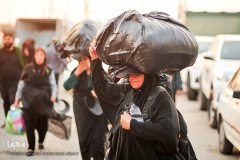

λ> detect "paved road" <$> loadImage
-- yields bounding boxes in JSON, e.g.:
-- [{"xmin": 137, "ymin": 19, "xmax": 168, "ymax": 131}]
[
  {"xmin": 0, "ymin": 76, "xmax": 240, "ymax": 160},
  {"xmin": 177, "ymin": 88, "xmax": 240, "ymax": 160}
]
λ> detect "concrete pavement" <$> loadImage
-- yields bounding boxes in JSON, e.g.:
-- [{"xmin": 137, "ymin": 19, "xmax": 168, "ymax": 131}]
[
  {"xmin": 0, "ymin": 74, "xmax": 82, "ymax": 160},
  {"xmin": 1, "ymin": 76, "xmax": 240, "ymax": 160}
]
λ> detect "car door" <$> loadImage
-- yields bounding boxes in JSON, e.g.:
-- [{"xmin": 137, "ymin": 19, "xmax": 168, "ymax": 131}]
[
  {"xmin": 201, "ymin": 39, "xmax": 220, "ymax": 99},
  {"xmin": 220, "ymin": 85, "xmax": 232, "ymax": 127},
  {"xmin": 229, "ymin": 69, "xmax": 240, "ymax": 147}
]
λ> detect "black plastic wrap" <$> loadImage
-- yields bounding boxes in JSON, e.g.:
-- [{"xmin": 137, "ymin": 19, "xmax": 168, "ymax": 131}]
[
  {"xmin": 95, "ymin": 10, "xmax": 198, "ymax": 74},
  {"xmin": 56, "ymin": 19, "xmax": 102, "ymax": 60}
]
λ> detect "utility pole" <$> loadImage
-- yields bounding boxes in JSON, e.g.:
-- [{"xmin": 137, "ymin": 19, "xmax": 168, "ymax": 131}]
[
  {"xmin": 178, "ymin": 0, "xmax": 187, "ymax": 24},
  {"xmin": 84, "ymin": 0, "xmax": 89, "ymax": 18}
]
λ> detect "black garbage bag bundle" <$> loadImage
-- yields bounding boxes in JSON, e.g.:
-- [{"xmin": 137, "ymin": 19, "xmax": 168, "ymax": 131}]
[
  {"xmin": 95, "ymin": 10, "xmax": 198, "ymax": 74},
  {"xmin": 48, "ymin": 112, "xmax": 72, "ymax": 140},
  {"xmin": 55, "ymin": 19, "xmax": 102, "ymax": 60},
  {"xmin": 22, "ymin": 83, "xmax": 72, "ymax": 140}
]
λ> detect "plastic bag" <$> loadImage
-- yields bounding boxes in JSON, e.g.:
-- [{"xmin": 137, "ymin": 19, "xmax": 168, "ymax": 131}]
[
  {"xmin": 95, "ymin": 10, "xmax": 198, "ymax": 74},
  {"xmin": 55, "ymin": 19, "xmax": 102, "ymax": 60},
  {"xmin": 5, "ymin": 105, "xmax": 25, "ymax": 135},
  {"xmin": 48, "ymin": 115, "xmax": 72, "ymax": 140}
]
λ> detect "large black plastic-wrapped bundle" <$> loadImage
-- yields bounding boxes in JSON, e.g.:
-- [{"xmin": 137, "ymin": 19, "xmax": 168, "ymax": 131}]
[
  {"xmin": 95, "ymin": 10, "xmax": 198, "ymax": 74},
  {"xmin": 22, "ymin": 84, "xmax": 72, "ymax": 140},
  {"xmin": 56, "ymin": 19, "xmax": 102, "ymax": 60}
]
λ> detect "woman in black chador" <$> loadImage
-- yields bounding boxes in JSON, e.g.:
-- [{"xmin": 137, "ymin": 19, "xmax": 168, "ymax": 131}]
[
  {"xmin": 22, "ymin": 39, "xmax": 35, "ymax": 65},
  {"xmin": 63, "ymin": 56, "xmax": 107, "ymax": 160},
  {"xmin": 14, "ymin": 47, "xmax": 57, "ymax": 156},
  {"xmin": 89, "ymin": 45, "xmax": 184, "ymax": 160}
]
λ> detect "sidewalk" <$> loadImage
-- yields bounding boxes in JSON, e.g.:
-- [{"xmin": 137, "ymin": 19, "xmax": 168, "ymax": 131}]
[{"xmin": 0, "ymin": 74, "xmax": 82, "ymax": 160}]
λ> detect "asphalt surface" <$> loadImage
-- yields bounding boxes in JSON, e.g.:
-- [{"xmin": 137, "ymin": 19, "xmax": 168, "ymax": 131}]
[
  {"xmin": 177, "ymin": 86, "xmax": 240, "ymax": 160},
  {"xmin": 0, "ymin": 76, "xmax": 240, "ymax": 160}
]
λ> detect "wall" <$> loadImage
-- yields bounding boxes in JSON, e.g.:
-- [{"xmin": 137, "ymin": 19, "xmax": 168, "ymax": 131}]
[{"xmin": 185, "ymin": 12, "xmax": 240, "ymax": 36}]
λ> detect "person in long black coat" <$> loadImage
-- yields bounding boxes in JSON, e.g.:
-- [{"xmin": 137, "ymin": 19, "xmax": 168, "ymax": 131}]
[
  {"xmin": 89, "ymin": 45, "xmax": 181, "ymax": 160},
  {"xmin": 14, "ymin": 47, "xmax": 57, "ymax": 156},
  {"xmin": 63, "ymin": 56, "xmax": 107, "ymax": 160}
]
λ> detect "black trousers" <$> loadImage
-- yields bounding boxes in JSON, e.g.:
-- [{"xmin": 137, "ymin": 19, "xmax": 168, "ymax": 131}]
[
  {"xmin": 22, "ymin": 108, "xmax": 48, "ymax": 151},
  {"xmin": 0, "ymin": 85, "xmax": 17, "ymax": 118},
  {"xmin": 73, "ymin": 99, "xmax": 105, "ymax": 160}
]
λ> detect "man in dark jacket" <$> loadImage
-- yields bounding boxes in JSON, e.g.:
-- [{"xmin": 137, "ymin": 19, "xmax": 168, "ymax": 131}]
[{"xmin": 0, "ymin": 32, "xmax": 24, "ymax": 128}]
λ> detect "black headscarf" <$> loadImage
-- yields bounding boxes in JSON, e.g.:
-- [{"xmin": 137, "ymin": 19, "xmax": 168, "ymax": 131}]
[
  {"xmin": 132, "ymin": 74, "xmax": 159, "ymax": 110},
  {"xmin": 23, "ymin": 49, "xmax": 50, "ymax": 88},
  {"xmin": 33, "ymin": 52, "xmax": 47, "ymax": 74}
]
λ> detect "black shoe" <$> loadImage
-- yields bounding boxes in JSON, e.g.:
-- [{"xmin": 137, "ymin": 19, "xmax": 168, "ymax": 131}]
[
  {"xmin": 27, "ymin": 150, "xmax": 34, "ymax": 156},
  {"xmin": 38, "ymin": 144, "xmax": 44, "ymax": 149}
]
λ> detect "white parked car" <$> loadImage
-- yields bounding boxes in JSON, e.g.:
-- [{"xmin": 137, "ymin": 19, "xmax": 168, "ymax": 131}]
[
  {"xmin": 199, "ymin": 34, "xmax": 240, "ymax": 128},
  {"xmin": 181, "ymin": 36, "xmax": 213, "ymax": 100},
  {"xmin": 217, "ymin": 67, "xmax": 240, "ymax": 154}
]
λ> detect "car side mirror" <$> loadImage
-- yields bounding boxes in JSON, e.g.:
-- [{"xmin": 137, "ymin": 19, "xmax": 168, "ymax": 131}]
[
  {"xmin": 203, "ymin": 52, "xmax": 214, "ymax": 60},
  {"xmin": 233, "ymin": 90, "xmax": 240, "ymax": 99}
]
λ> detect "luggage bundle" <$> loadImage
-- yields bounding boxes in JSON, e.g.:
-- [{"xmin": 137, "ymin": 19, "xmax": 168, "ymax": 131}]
[
  {"xmin": 55, "ymin": 19, "xmax": 102, "ymax": 60},
  {"xmin": 95, "ymin": 10, "xmax": 198, "ymax": 75}
]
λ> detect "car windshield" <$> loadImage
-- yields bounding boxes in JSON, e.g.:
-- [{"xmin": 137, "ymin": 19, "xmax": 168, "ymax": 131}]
[
  {"xmin": 221, "ymin": 41, "xmax": 240, "ymax": 60},
  {"xmin": 198, "ymin": 42, "xmax": 212, "ymax": 54}
]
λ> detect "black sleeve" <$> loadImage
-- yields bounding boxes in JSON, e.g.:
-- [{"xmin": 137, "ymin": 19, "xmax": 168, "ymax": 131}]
[
  {"xmin": 129, "ymin": 90, "xmax": 180, "ymax": 153},
  {"xmin": 20, "ymin": 65, "xmax": 32, "ymax": 80},
  {"xmin": 91, "ymin": 59, "xmax": 130, "ymax": 107},
  {"xmin": 91, "ymin": 59, "xmax": 131, "ymax": 124}
]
